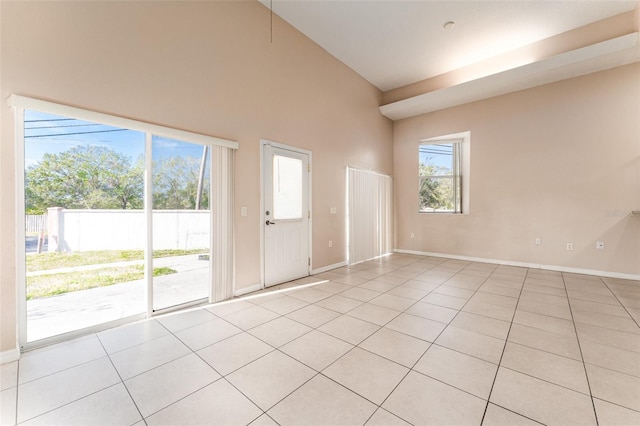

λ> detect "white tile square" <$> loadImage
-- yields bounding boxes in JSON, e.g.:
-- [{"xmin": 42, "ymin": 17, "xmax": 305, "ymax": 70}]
[
  {"xmin": 0, "ymin": 361, "xmax": 18, "ymax": 391},
  {"xmin": 21, "ymin": 383, "xmax": 141, "ymax": 426},
  {"xmin": 450, "ymin": 311, "xmax": 511, "ymax": 340},
  {"xmin": 227, "ymin": 351, "xmax": 315, "ymax": 410},
  {"xmin": 146, "ymin": 379, "xmax": 262, "ymax": 426},
  {"xmin": 347, "ymin": 303, "xmax": 401, "ymax": 326},
  {"xmin": 285, "ymin": 304, "xmax": 340, "ymax": 328},
  {"xmin": 124, "ymin": 353, "xmax": 220, "ymax": 418},
  {"xmin": 17, "ymin": 357, "xmax": 120, "ymax": 423},
  {"xmin": 383, "ymin": 371, "xmax": 486, "ymax": 425},
  {"xmin": 435, "ymin": 325, "xmax": 504, "ymax": 363},
  {"xmin": 385, "ymin": 313, "xmax": 446, "ymax": 342},
  {"xmin": 260, "ymin": 295, "xmax": 309, "ymax": 315},
  {"xmin": 365, "ymin": 408, "xmax": 412, "ymax": 425},
  {"xmin": 586, "ymin": 364, "xmax": 640, "ymax": 411},
  {"xmin": 174, "ymin": 317, "xmax": 242, "ymax": 351},
  {"xmin": 1, "ymin": 387, "xmax": 16, "ymax": 426},
  {"xmin": 156, "ymin": 308, "xmax": 216, "ymax": 333},
  {"xmin": 490, "ymin": 367, "xmax": 597, "ymax": 425},
  {"xmin": 501, "ymin": 342, "xmax": 590, "ymax": 394},
  {"xmin": 268, "ymin": 374, "xmax": 376, "ymax": 426},
  {"xmin": 197, "ymin": 332, "xmax": 273, "ymax": 375},
  {"xmin": 422, "ymin": 292, "xmax": 468, "ymax": 309},
  {"xmin": 206, "ymin": 299, "xmax": 254, "ymax": 317},
  {"xmin": 405, "ymin": 302, "xmax": 457, "ymax": 324},
  {"xmin": 369, "ymin": 294, "xmax": 415, "ymax": 311},
  {"xmin": 318, "ymin": 315, "xmax": 380, "ymax": 345},
  {"xmin": 414, "ymin": 344, "xmax": 497, "ymax": 399},
  {"xmin": 315, "ymin": 295, "xmax": 363, "ymax": 313},
  {"xmin": 109, "ymin": 334, "xmax": 191, "ymax": 380},
  {"xmin": 19, "ymin": 335, "xmax": 106, "ymax": 384},
  {"xmin": 341, "ymin": 287, "xmax": 382, "ymax": 302},
  {"xmin": 289, "ymin": 287, "xmax": 332, "ymax": 303},
  {"xmin": 98, "ymin": 319, "xmax": 169, "ymax": 354},
  {"xmin": 482, "ymin": 403, "xmax": 541, "ymax": 425},
  {"xmin": 593, "ymin": 398, "xmax": 640, "ymax": 426},
  {"xmin": 248, "ymin": 317, "xmax": 312, "ymax": 347},
  {"xmin": 224, "ymin": 306, "xmax": 281, "ymax": 330},
  {"xmin": 358, "ymin": 327, "xmax": 430, "ymax": 367},
  {"xmin": 323, "ymin": 348, "xmax": 408, "ymax": 404},
  {"xmin": 281, "ymin": 330, "xmax": 354, "ymax": 371}
]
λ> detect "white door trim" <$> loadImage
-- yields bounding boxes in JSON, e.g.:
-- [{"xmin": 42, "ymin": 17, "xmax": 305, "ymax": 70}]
[{"xmin": 260, "ymin": 139, "xmax": 312, "ymax": 288}]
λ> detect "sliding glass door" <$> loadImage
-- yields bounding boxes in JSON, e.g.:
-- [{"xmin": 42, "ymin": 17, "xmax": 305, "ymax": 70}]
[
  {"xmin": 23, "ymin": 110, "xmax": 147, "ymax": 342},
  {"xmin": 20, "ymin": 107, "xmax": 218, "ymax": 345},
  {"xmin": 152, "ymin": 137, "xmax": 211, "ymax": 311}
]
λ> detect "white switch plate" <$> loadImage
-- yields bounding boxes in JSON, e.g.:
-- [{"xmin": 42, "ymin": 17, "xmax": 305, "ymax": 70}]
[
  {"xmin": 329, "ymin": 240, "xmax": 333, "ymax": 248},
  {"xmin": 330, "ymin": 207, "xmax": 336, "ymax": 215},
  {"xmin": 410, "ymin": 233, "xmax": 415, "ymax": 239},
  {"xmin": 240, "ymin": 206, "xmax": 247, "ymax": 217},
  {"xmin": 566, "ymin": 243, "xmax": 574, "ymax": 251},
  {"xmin": 535, "ymin": 237, "xmax": 541, "ymax": 245},
  {"xmin": 596, "ymin": 241, "xmax": 605, "ymax": 249}
]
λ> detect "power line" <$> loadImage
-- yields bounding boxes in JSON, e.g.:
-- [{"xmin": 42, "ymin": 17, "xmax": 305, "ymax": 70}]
[
  {"xmin": 25, "ymin": 123, "xmax": 104, "ymax": 130},
  {"xmin": 25, "ymin": 129, "xmax": 130, "ymax": 138},
  {"xmin": 25, "ymin": 118, "xmax": 77, "ymax": 123}
]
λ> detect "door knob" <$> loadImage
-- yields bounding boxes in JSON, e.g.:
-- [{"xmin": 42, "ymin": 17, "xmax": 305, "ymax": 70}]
[{"xmin": 266, "ymin": 220, "xmax": 276, "ymax": 225}]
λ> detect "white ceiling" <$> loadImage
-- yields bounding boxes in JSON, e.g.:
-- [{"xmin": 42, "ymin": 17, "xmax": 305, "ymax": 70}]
[{"xmin": 263, "ymin": 0, "xmax": 638, "ymax": 92}]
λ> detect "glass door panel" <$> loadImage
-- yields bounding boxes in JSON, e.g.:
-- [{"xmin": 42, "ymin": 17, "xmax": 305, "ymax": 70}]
[
  {"xmin": 23, "ymin": 109, "xmax": 146, "ymax": 342},
  {"xmin": 152, "ymin": 136, "xmax": 211, "ymax": 310}
]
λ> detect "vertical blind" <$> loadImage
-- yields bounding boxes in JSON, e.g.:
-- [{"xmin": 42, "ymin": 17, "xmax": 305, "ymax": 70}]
[
  {"xmin": 347, "ymin": 167, "xmax": 393, "ymax": 264},
  {"xmin": 211, "ymin": 146, "xmax": 235, "ymax": 302}
]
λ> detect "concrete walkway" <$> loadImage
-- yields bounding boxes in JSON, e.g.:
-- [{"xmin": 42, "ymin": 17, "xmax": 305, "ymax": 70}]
[{"xmin": 27, "ymin": 255, "xmax": 210, "ymax": 342}]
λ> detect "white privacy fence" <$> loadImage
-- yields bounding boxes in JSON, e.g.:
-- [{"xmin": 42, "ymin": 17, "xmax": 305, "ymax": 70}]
[
  {"xmin": 47, "ymin": 208, "xmax": 210, "ymax": 252},
  {"xmin": 26, "ymin": 214, "xmax": 48, "ymax": 233}
]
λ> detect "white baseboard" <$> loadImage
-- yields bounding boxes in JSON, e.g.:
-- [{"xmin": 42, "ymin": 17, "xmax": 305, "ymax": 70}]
[
  {"xmin": 0, "ymin": 347, "xmax": 20, "ymax": 364},
  {"xmin": 312, "ymin": 261, "xmax": 348, "ymax": 275},
  {"xmin": 234, "ymin": 283, "xmax": 263, "ymax": 297},
  {"xmin": 394, "ymin": 249, "xmax": 640, "ymax": 281}
]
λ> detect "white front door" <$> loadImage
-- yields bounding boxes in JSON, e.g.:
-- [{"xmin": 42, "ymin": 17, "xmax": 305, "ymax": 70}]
[{"xmin": 263, "ymin": 143, "xmax": 310, "ymax": 287}]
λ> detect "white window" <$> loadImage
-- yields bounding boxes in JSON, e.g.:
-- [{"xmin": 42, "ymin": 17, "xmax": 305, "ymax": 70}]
[{"xmin": 419, "ymin": 139, "xmax": 462, "ymax": 213}]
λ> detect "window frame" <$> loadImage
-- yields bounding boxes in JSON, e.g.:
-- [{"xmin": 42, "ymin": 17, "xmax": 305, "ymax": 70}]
[{"xmin": 418, "ymin": 138, "xmax": 463, "ymax": 214}]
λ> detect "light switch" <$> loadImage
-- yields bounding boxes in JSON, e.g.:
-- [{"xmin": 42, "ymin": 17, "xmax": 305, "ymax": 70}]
[
  {"xmin": 330, "ymin": 207, "xmax": 336, "ymax": 215},
  {"xmin": 241, "ymin": 206, "xmax": 247, "ymax": 217}
]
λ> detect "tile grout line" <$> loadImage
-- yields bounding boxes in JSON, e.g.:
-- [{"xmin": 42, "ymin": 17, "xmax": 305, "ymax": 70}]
[
  {"xmin": 561, "ymin": 272, "xmax": 600, "ymax": 426},
  {"xmin": 479, "ymin": 267, "xmax": 530, "ymax": 425},
  {"xmin": 598, "ymin": 276, "xmax": 640, "ymax": 329},
  {"xmin": 97, "ymin": 330, "xmax": 147, "ymax": 425},
  {"xmin": 370, "ymin": 262, "xmax": 504, "ymax": 426}
]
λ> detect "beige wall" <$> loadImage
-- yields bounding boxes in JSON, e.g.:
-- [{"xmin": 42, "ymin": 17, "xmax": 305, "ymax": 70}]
[
  {"xmin": 0, "ymin": 1, "xmax": 393, "ymax": 353},
  {"xmin": 394, "ymin": 63, "xmax": 640, "ymax": 276}
]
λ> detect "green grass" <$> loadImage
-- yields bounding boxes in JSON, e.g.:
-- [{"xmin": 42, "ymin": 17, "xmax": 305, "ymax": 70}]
[
  {"xmin": 26, "ymin": 265, "xmax": 177, "ymax": 299},
  {"xmin": 27, "ymin": 249, "xmax": 208, "ymax": 272}
]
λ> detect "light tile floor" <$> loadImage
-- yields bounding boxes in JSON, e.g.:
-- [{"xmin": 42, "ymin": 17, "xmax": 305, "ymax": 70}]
[{"xmin": 2, "ymin": 254, "xmax": 640, "ymax": 425}]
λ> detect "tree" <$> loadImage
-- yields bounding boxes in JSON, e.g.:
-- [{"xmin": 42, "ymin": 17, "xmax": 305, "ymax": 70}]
[
  {"xmin": 26, "ymin": 145, "xmax": 144, "ymax": 213},
  {"xmin": 419, "ymin": 163, "xmax": 453, "ymax": 211},
  {"xmin": 152, "ymin": 156, "xmax": 209, "ymax": 210}
]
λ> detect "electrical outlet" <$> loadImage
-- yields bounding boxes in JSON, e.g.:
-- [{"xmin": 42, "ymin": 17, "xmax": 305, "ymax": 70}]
[
  {"xmin": 596, "ymin": 241, "xmax": 605, "ymax": 250},
  {"xmin": 535, "ymin": 237, "xmax": 541, "ymax": 245},
  {"xmin": 329, "ymin": 240, "xmax": 333, "ymax": 248},
  {"xmin": 566, "ymin": 243, "xmax": 574, "ymax": 251},
  {"xmin": 410, "ymin": 233, "xmax": 415, "ymax": 239}
]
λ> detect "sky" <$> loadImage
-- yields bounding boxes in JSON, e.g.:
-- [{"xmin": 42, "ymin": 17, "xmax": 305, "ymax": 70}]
[{"xmin": 24, "ymin": 110, "xmax": 207, "ymax": 168}]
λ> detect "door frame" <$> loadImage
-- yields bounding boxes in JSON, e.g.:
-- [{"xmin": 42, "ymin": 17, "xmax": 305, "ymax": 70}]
[
  {"xmin": 260, "ymin": 139, "xmax": 312, "ymax": 289},
  {"xmin": 11, "ymin": 95, "xmax": 237, "ymax": 351}
]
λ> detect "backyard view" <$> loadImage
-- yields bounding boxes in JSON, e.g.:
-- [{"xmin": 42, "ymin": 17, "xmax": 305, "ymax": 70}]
[{"xmin": 24, "ymin": 109, "xmax": 212, "ymax": 342}]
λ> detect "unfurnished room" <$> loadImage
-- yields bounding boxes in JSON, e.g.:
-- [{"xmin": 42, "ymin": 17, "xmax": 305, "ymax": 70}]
[{"xmin": 0, "ymin": 0, "xmax": 639, "ymax": 425}]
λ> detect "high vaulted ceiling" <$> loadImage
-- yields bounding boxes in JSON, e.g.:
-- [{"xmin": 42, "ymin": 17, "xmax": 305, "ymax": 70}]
[{"xmin": 263, "ymin": 0, "xmax": 638, "ymax": 93}]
